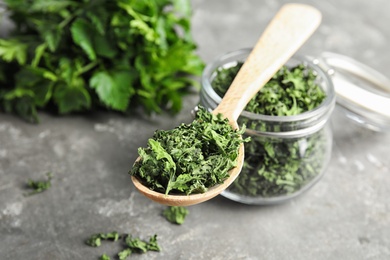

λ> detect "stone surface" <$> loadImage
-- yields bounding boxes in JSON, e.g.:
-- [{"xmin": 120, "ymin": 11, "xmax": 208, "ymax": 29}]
[{"xmin": 1, "ymin": 0, "xmax": 390, "ymax": 259}]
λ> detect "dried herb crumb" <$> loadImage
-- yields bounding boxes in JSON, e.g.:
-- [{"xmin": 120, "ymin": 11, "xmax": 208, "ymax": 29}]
[
  {"xmin": 117, "ymin": 248, "xmax": 132, "ymax": 260},
  {"xmin": 163, "ymin": 206, "xmax": 189, "ymax": 225},
  {"xmin": 86, "ymin": 232, "xmax": 160, "ymax": 260},
  {"xmin": 118, "ymin": 234, "xmax": 160, "ymax": 259},
  {"xmin": 25, "ymin": 172, "xmax": 52, "ymax": 196},
  {"xmin": 85, "ymin": 231, "xmax": 120, "ymax": 247},
  {"xmin": 100, "ymin": 254, "xmax": 110, "ymax": 260}
]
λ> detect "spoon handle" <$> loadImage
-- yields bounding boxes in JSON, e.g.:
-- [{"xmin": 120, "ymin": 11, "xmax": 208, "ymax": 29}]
[{"xmin": 213, "ymin": 3, "xmax": 322, "ymax": 122}]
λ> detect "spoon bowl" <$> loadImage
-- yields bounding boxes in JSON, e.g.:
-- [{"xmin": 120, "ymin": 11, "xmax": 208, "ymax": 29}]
[
  {"xmin": 131, "ymin": 141, "xmax": 244, "ymax": 206},
  {"xmin": 131, "ymin": 3, "xmax": 322, "ymax": 206}
]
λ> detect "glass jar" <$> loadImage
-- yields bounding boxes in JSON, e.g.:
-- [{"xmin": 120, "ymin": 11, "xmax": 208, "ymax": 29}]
[{"xmin": 200, "ymin": 48, "xmax": 336, "ymax": 205}]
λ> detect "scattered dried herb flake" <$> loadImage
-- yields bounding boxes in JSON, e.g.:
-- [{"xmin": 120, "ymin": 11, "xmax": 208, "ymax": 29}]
[
  {"xmin": 100, "ymin": 254, "xmax": 110, "ymax": 260},
  {"xmin": 85, "ymin": 231, "xmax": 120, "ymax": 247},
  {"xmin": 118, "ymin": 234, "xmax": 161, "ymax": 259},
  {"xmin": 86, "ymin": 232, "xmax": 160, "ymax": 260},
  {"xmin": 25, "ymin": 172, "xmax": 52, "ymax": 196},
  {"xmin": 163, "ymin": 206, "xmax": 189, "ymax": 225}
]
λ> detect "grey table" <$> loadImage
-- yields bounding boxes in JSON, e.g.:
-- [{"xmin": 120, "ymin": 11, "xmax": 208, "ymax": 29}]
[{"xmin": 1, "ymin": 0, "xmax": 390, "ymax": 259}]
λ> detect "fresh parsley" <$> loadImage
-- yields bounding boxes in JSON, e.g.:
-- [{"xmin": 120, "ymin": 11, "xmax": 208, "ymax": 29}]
[
  {"xmin": 163, "ymin": 206, "xmax": 189, "ymax": 225},
  {"xmin": 129, "ymin": 106, "xmax": 248, "ymax": 195},
  {"xmin": 212, "ymin": 62, "xmax": 327, "ymax": 197},
  {"xmin": 0, "ymin": 0, "xmax": 204, "ymax": 123}
]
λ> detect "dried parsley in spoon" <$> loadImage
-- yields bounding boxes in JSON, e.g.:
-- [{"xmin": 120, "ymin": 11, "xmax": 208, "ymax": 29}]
[{"xmin": 129, "ymin": 106, "xmax": 248, "ymax": 195}]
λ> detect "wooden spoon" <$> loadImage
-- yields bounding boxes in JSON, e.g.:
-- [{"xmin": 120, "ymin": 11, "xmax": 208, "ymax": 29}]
[{"xmin": 131, "ymin": 3, "xmax": 322, "ymax": 206}]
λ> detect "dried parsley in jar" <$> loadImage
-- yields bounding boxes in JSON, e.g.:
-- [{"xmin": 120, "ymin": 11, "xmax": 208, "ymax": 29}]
[{"xmin": 200, "ymin": 49, "xmax": 335, "ymax": 204}]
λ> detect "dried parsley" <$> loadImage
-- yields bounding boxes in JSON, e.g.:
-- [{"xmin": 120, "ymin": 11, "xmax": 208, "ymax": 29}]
[
  {"xmin": 117, "ymin": 249, "xmax": 132, "ymax": 260},
  {"xmin": 125, "ymin": 234, "xmax": 160, "ymax": 253},
  {"xmin": 100, "ymin": 254, "xmax": 110, "ymax": 260},
  {"xmin": 213, "ymin": 62, "xmax": 325, "ymax": 116},
  {"xmin": 163, "ymin": 206, "xmax": 189, "ymax": 225},
  {"xmin": 129, "ymin": 106, "xmax": 247, "ymax": 195},
  {"xmin": 25, "ymin": 172, "xmax": 52, "ymax": 196},
  {"xmin": 85, "ymin": 231, "xmax": 120, "ymax": 247},
  {"xmin": 86, "ymin": 232, "xmax": 160, "ymax": 259},
  {"xmin": 118, "ymin": 234, "xmax": 160, "ymax": 259},
  {"xmin": 211, "ymin": 62, "xmax": 327, "ymax": 198}
]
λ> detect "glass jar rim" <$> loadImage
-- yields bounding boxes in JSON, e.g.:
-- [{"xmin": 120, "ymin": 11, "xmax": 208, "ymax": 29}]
[{"xmin": 201, "ymin": 48, "xmax": 336, "ymax": 124}]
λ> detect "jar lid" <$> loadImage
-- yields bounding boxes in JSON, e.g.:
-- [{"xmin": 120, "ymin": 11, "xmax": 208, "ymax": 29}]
[{"xmin": 315, "ymin": 52, "xmax": 390, "ymax": 132}]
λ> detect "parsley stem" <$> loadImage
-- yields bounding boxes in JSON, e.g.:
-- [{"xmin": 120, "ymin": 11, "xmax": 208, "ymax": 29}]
[{"xmin": 75, "ymin": 61, "xmax": 100, "ymax": 77}]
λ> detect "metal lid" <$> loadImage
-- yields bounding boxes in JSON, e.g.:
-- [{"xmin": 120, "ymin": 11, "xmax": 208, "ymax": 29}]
[{"xmin": 315, "ymin": 52, "xmax": 390, "ymax": 132}]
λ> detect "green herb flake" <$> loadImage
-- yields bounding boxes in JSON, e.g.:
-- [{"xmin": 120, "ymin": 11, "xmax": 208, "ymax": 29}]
[
  {"xmin": 212, "ymin": 62, "xmax": 327, "ymax": 198},
  {"xmin": 100, "ymin": 254, "xmax": 110, "ymax": 260},
  {"xmin": 163, "ymin": 206, "xmax": 189, "ymax": 225},
  {"xmin": 25, "ymin": 172, "xmax": 52, "ymax": 196},
  {"xmin": 85, "ymin": 231, "xmax": 120, "ymax": 247},
  {"xmin": 118, "ymin": 248, "xmax": 132, "ymax": 260},
  {"xmin": 129, "ymin": 106, "xmax": 248, "ymax": 195},
  {"xmin": 85, "ymin": 235, "xmax": 101, "ymax": 247},
  {"xmin": 125, "ymin": 235, "xmax": 148, "ymax": 253},
  {"xmin": 86, "ymin": 232, "xmax": 160, "ymax": 259},
  {"xmin": 119, "ymin": 234, "xmax": 160, "ymax": 258},
  {"xmin": 147, "ymin": 234, "xmax": 161, "ymax": 251}
]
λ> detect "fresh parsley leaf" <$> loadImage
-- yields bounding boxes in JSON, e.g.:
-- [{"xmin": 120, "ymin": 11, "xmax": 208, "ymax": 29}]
[
  {"xmin": 163, "ymin": 206, "xmax": 189, "ymax": 225},
  {"xmin": 53, "ymin": 84, "xmax": 91, "ymax": 114},
  {"xmin": 36, "ymin": 23, "xmax": 63, "ymax": 52},
  {"xmin": 70, "ymin": 18, "xmax": 97, "ymax": 61},
  {"xmin": 2, "ymin": 88, "xmax": 39, "ymax": 123},
  {"xmin": 90, "ymin": 70, "xmax": 135, "ymax": 111},
  {"xmin": 0, "ymin": 39, "xmax": 28, "ymax": 65},
  {"xmin": 30, "ymin": 0, "xmax": 76, "ymax": 13}
]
